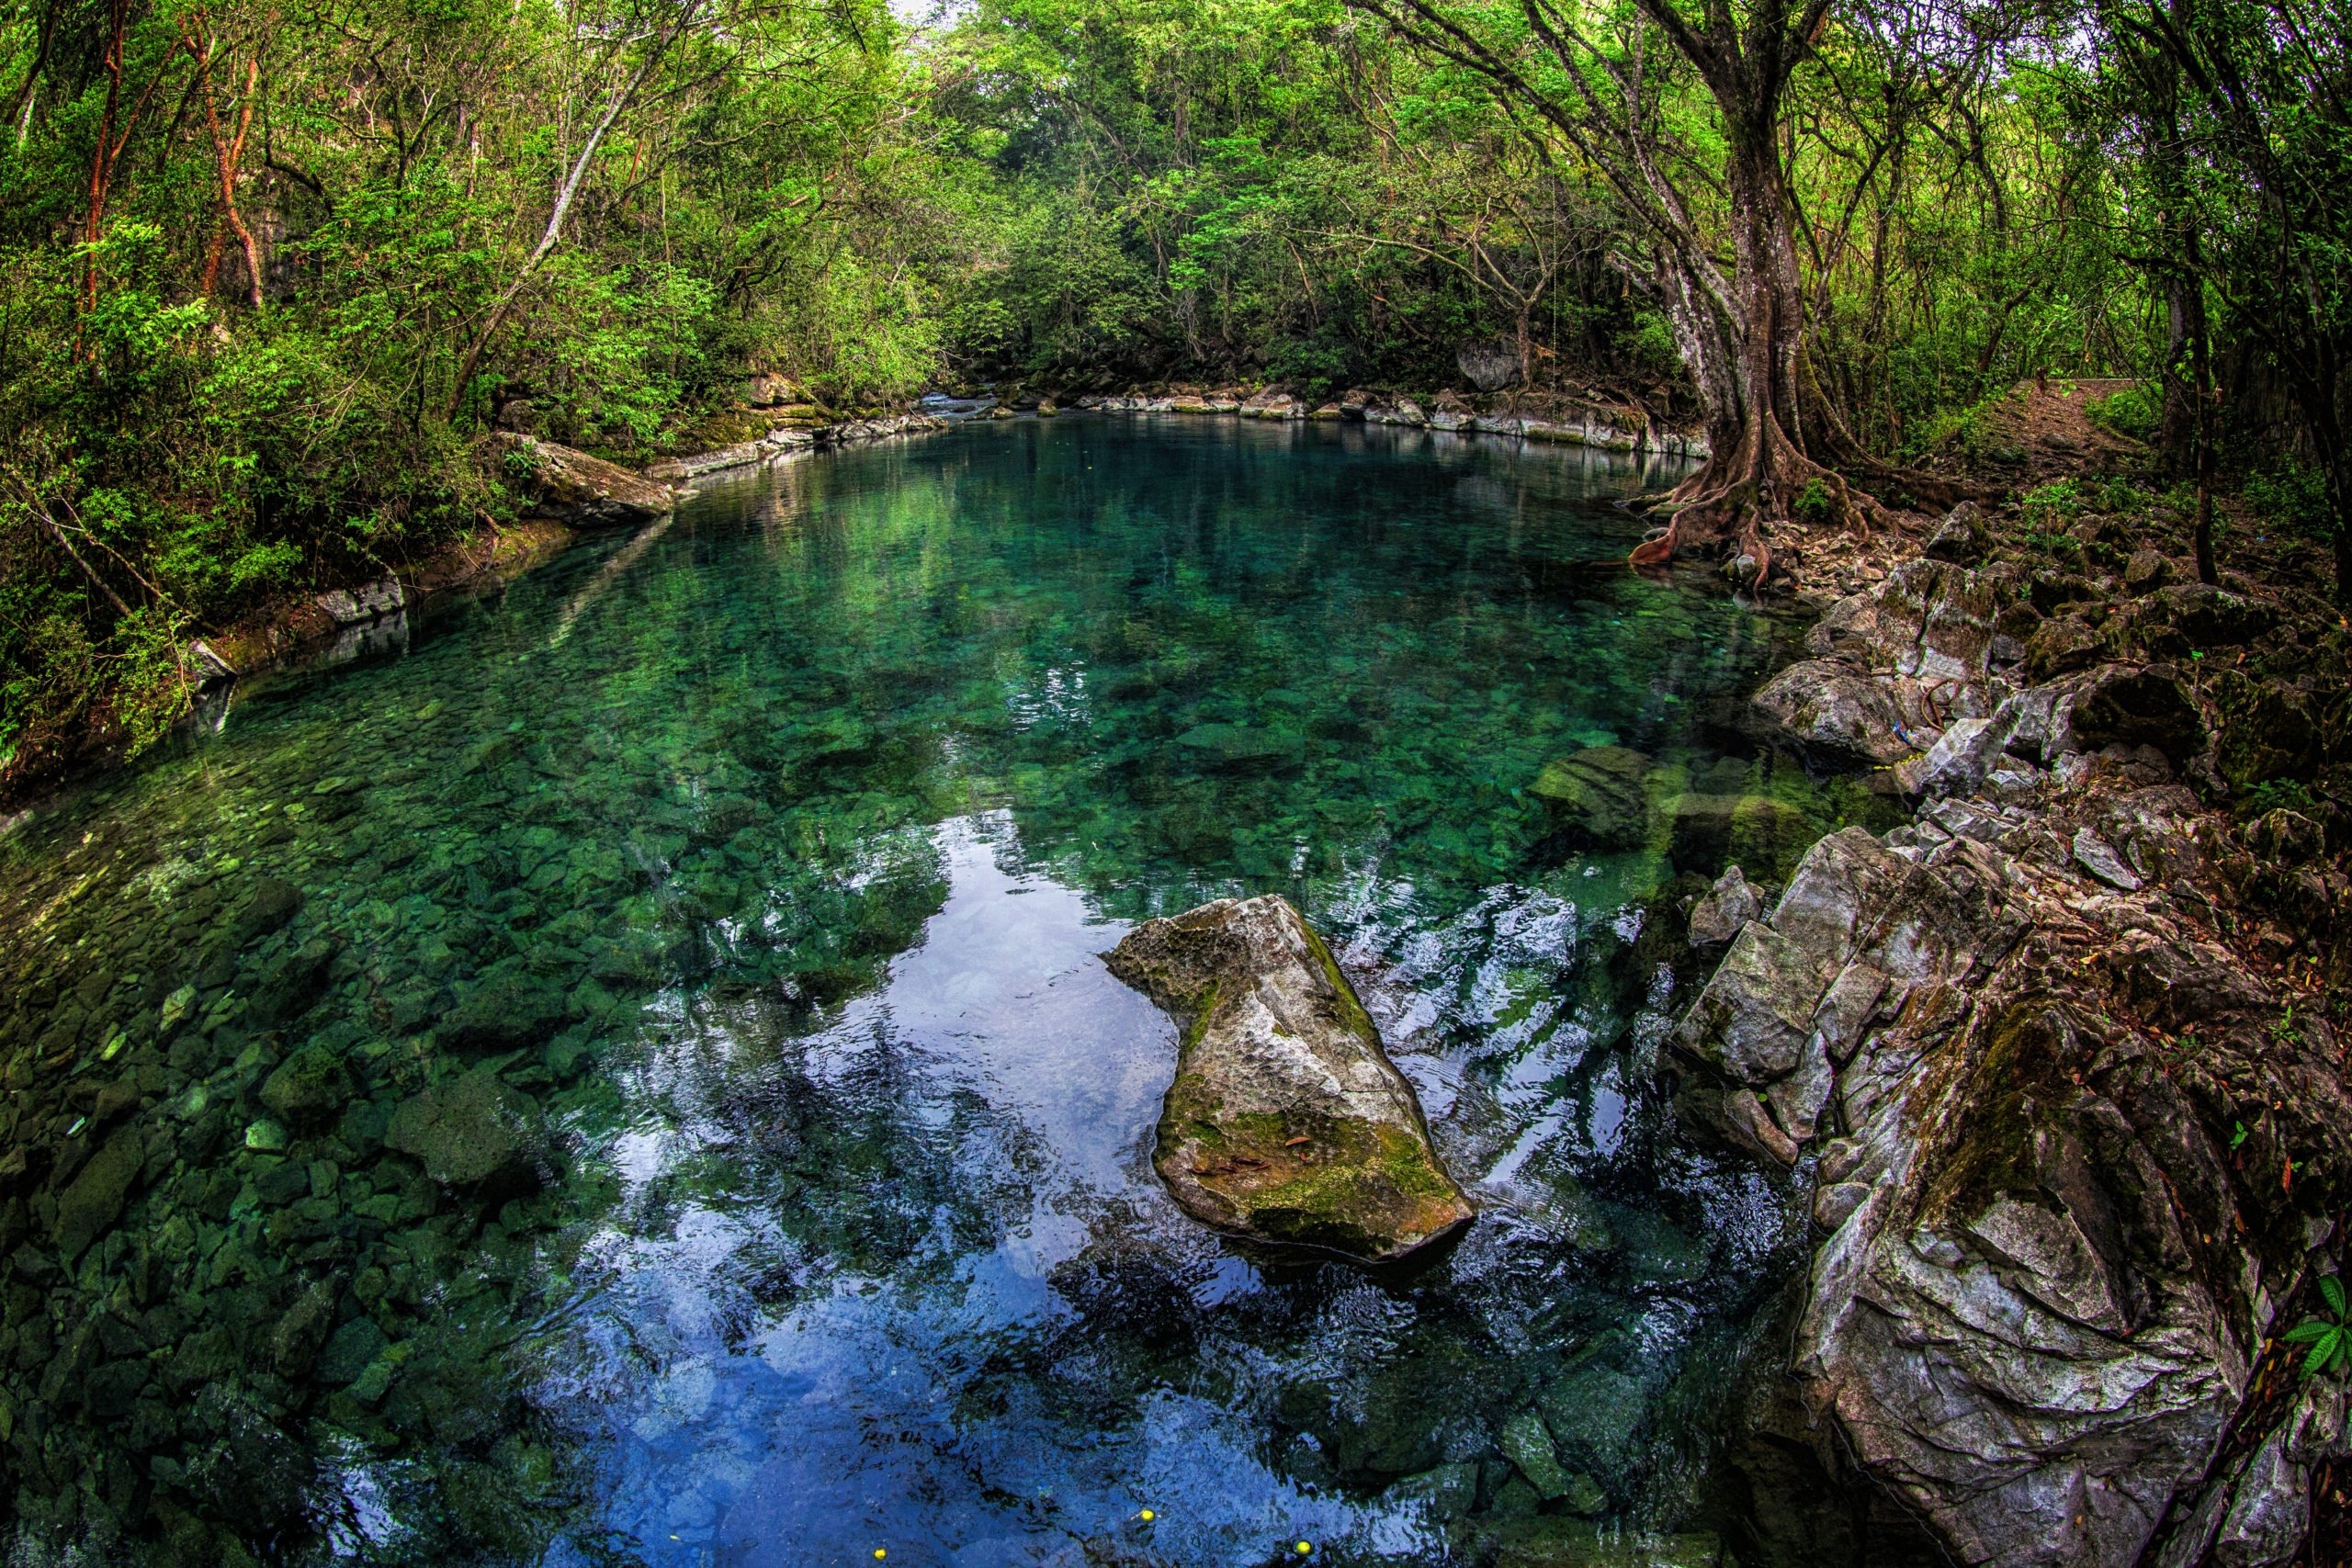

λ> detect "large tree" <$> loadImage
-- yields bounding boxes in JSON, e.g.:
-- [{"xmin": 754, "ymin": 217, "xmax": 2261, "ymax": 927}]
[{"xmin": 1348, "ymin": 0, "xmax": 1971, "ymax": 573}]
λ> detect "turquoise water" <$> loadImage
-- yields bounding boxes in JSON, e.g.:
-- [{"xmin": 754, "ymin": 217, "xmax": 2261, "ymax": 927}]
[{"xmin": 0, "ymin": 418, "xmax": 1853, "ymax": 1565}]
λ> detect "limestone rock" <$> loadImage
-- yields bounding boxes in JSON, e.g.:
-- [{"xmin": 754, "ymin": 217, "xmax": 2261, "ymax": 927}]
[
  {"xmin": 487, "ymin": 433, "xmax": 673, "ymax": 527},
  {"xmin": 2211, "ymin": 670, "xmax": 2316, "ymax": 789},
  {"xmin": 1663, "ymin": 792, "xmax": 2352, "ymax": 1568},
  {"xmin": 1688, "ymin": 866, "xmax": 1760, "ymax": 950},
  {"xmin": 1456, "ymin": 341, "xmax": 1521, "ymax": 392},
  {"xmin": 1531, "ymin": 746, "xmax": 1653, "ymax": 849},
  {"xmin": 2068, "ymin": 665, "xmax": 2207, "ymax": 759},
  {"xmin": 1924, "ymin": 503, "xmax": 1991, "ymax": 564},
  {"xmin": 1895, "ymin": 710, "xmax": 2019, "ymax": 800},
  {"xmin": 2139, "ymin": 582, "xmax": 2276, "ymax": 652},
  {"xmin": 2027, "ymin": 615, "xmax": 2107, "ymax": 680},
  {"xmin": 2124, "ymin": 548, "xmax": 2173, "ymax": 594},
  {"xmin": 1105, "ymin": 896, "xmax": 1472, "ymax": 1260},
  {"xmin": 1749, "ymin": 660, "xmax": 1915, "ymax": 768}
]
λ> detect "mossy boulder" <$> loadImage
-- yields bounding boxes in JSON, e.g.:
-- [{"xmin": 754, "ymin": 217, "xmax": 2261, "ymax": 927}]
[
  {"xmin": 1530, "ymin": 745, "xmax": 1653, "ymax": 849},
  {"xmin": 2211, "ymin": 669, "xmax": 2317, "ymax": 789},
  {"xmin": 259, "ymin": 1043, "xmax": 354, "ymax": 1126},
  {"xmin": 1105, "ymin": 895, "xmax": 1473, "ymax": 1261}
]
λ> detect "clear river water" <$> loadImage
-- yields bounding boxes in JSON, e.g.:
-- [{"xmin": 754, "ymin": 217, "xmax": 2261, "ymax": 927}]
[{"xmin": 0, "ymin": 417, "xmax": 1883, "ymax": 1567}]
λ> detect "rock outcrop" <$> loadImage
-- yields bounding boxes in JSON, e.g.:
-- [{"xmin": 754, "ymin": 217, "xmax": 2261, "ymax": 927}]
[
  {"xmin": 1105, "ymin": 895, "xmax": 1473, "ymax": 1261},
  {"xmin": 1682, "ymin": 501, "xmax": 2352, "ymax": 1567},
  {"xmin": 487, "ymin": 433, "xmax": 673, "ymax": 526},
  {"xmin": 1669, "ymin": 798, "xmax": 2352, "ymax": 1566}
]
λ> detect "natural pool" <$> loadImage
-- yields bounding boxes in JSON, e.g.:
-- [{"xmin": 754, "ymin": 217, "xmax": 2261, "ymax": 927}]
[{"xmin": 0, "ymin": 417, "xmax": 1871, "ymax": 1566}]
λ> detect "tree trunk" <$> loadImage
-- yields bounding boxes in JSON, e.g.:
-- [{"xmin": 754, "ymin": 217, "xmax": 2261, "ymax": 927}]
[
  {"xmin": 1632, "ymin": 120, "xmax": 1960, "ymax": 577},
  {"xmin": 443, "ymin": 30, "xmax": 672, "ymax": 421}
]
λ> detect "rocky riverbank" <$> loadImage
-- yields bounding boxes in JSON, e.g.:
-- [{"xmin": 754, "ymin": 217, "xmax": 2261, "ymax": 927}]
[
  {"xmin": 1633, "ymin": 412, "xmax": 2351, "ymax": 1565},
  {"xmin": 0, "ymin": 412, "xmax": 950, "ymax": 821},
  {"xmin": 1067, "ymin": 384, "xmax": 1711, "ymax": 462}
]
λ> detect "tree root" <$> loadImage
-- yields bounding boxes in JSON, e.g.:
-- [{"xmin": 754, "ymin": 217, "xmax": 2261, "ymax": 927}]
[{"xmin": 1625, "ymin": 417, "xmax": 1937, "ymax": 584}]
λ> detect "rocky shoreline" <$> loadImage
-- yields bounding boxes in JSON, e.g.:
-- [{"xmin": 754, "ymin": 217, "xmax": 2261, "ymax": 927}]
[
  {"xmin": 1067, "ymin": 384, "xmax": 1712, "ymax": 462},
  {"xmin": 1636, "ymin": 484, "xmax": 2350, "ymax": 1565},
  {"xmin": 0, "ymin": 413, "xmax": 952, "ymax": 822}
]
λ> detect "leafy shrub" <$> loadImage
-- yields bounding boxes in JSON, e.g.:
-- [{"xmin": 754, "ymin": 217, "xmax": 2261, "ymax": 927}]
[
  {"xmin": 1792, "ymin": 476, "xmax": 1838, "ymax": 525},
  {"xmin": 2245, "ymin": 461, "xmax": 2334, "ymax": 541},
  {"xmin": 2286, "ymin": 1275, "xmax": 2352, "ymax": 1378},
  {"xmin": 2086, "ymin": 381, "xmax": 2158, "ymax": 440},
  {"xmin": 1617, "ymin": 310, "xmax": 1680, "ymax": 374},
  {"xmin": 2021, "ymin": 478, "xmax": 2085, "ymax": 536}
]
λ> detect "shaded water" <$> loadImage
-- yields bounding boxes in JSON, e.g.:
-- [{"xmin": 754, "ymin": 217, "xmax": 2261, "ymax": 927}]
[{"xmin": 0, "ymin": 419, "xmax": 1872, "ymax": 1566}]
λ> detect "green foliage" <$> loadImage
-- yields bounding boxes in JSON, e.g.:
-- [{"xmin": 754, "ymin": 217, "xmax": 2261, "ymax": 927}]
[
  {"xmin": 2086, "ymin": 383, "xmax": 2158, "ymax": 441},
  {"xmin": 1792, "ymin": 477, "xmax": 1838, "ymax": 526},
  {"xmin": 0, "ymin": 0, "xmax": 945, "ymax": 778},
  {"xmin": 1921, "ymin": 394, "xmax": 2026, "ymax": 466},
  {"xmin": 2245, "ymin": 463, "xmax": 2334, "ymax": 542},
  {"xmin": 2284, "ymin": 1275, "xmax": 2352, "ymax": 1379},
  {"xmin": 2022, "ymin": 479, "xmax": 2086, "ymax": 535},
  {"xmin": 2245, "ymin": 777, "xmax": 2320, "ymax": 817}
]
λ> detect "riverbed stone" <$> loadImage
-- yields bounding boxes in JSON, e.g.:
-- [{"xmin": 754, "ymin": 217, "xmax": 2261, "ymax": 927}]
[
  {"xmin": 54, "ymin": 1128, "xmax": 144, "ymax": 1263},
  {"xmin": 384, "ymin": 1069, "xmax": 550, "ymax": 1193},
  {"xmin": 1500, "ymin": 1409, "xmax": 1571, "ymax": 1499},
  {"xmin": 1666, "ymin": 793, "xmax": 1814, "ymax": 878},
  {"xmin": 1531, "ymin": 746, "xmax": 1653, "ymax": 848},
  {"xmin": 1105, "ymin": 895, "xmax": 1472, "ymax": 1260},
  {"xmin": 259, "ymin": 1043, "xmax": 354, "ymax": 1126},
  {"xmin": 443, "ymin": 965, "xmax": 574, "ymax": 1050}
]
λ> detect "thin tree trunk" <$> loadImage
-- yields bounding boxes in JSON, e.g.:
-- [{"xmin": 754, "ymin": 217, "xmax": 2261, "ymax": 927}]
[
  {"xmin": 2190, "ymin": 291, "xmax": 2217, "ymax": 585},
  {"xmin": 443, "ymin": 32, "xmax": 673, "ymax": 421},
  {"xmin": 186, "ymin": 25, "xmax": 264, "ymax": 311},
  {"xmin": 81, "ymin": 0, "xmax": 130, "ymax": 333}
]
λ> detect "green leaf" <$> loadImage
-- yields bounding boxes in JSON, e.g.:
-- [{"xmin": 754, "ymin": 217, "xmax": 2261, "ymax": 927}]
[
  {"xmin": 2324, "ymin": 1275, "xmax": 2346, "ymax": 1318},
  {"xmin": 2303, "ymin": 1337, "xmax": 2335, "ymax": 1377},
  {"xmin": 2282, "ymin": 1319, "xmax": 2332, "ymax": 1343}
]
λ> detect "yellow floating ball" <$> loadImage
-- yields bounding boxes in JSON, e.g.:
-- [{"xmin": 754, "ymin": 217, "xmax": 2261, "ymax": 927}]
[
  {"xmin": 1296, "ymin": 1544, "xmax": 1313, "ymax": 1556},
  {"xmin": 1139, "ymin": 1509, "xmax": 1156, "ymax": 1522}
]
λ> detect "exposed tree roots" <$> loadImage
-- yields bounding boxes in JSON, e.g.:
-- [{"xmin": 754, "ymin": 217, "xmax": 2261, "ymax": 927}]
[{"xmin": 1627, "ymin": 400, "xmax": 1972, "ymax": 584}]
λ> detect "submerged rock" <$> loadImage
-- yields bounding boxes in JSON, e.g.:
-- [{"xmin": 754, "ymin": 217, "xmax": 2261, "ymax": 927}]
[
  {"xmin": 384, "ymin": 1068, "xmax": 550, "ymax": 1193},
  {"xmin": 1531, "ymin": 745, "xmax": 1653, "ymax": 849},
  {"xmin": 259, "ymin": 1043, "xmax": 354, "ymax": 1126},
  {"xmin": 1105, "ymin": 896, "xmax": 1472, "ymax": 1260}
]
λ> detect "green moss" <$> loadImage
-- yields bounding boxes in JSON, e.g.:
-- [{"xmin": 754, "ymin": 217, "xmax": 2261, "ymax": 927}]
[
  {"xmin": 1299, "ymin": 922, "xmax": 1379, "ymax": 1046},
  {"xmin": 1920, "ymin": 999, "xmax": 2080, "ymax": 1225}
]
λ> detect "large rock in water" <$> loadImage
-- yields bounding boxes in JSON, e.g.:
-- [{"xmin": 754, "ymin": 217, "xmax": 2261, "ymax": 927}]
[{"xmin": 1106, "ymin": 896, "xmax": 1473, "ymax": 1260}]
